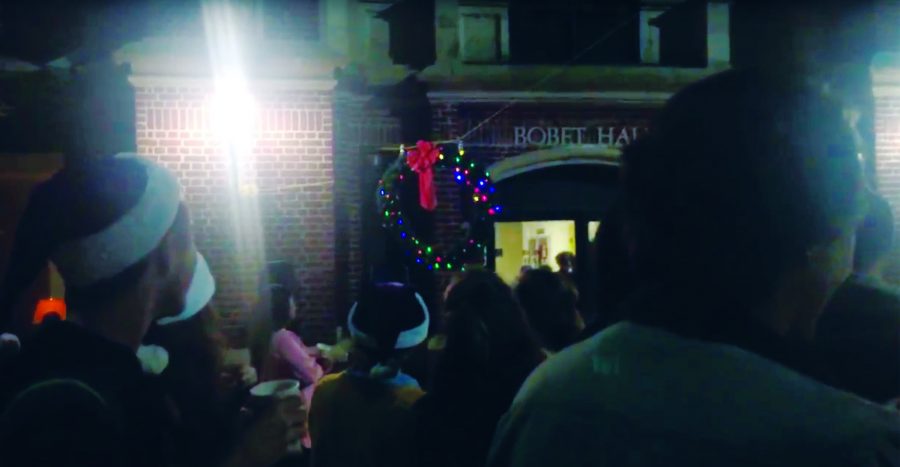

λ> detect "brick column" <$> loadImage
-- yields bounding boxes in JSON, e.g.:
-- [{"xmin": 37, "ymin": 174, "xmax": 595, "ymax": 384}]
[
  {"xmin": 332, "ymin": 91, "xmax": 401, "ymax": 318},
  {"xmin": 871, "ymin": 55, "xmax": 900, "ymax": 284}
]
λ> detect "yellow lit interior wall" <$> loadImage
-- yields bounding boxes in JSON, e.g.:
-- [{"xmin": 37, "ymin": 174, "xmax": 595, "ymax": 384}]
[
  {"xmin": 495, "ymin": 220, "xmax": 576, "ymax": 284},
  {"xmin": 495, "ymin": 222, "xmax": 524, "ymax": 284}
]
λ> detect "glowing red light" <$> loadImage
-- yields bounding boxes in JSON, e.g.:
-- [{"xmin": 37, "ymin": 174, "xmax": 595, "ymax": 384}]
[{"xmin": 34, "ymin": 298, "xmax": 66, "ymax": 324}]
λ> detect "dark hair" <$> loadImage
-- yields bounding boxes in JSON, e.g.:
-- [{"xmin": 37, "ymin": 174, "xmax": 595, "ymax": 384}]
[
  {"xmin": 258, "ymin": 260, "xmax": 298, "ymax": 295},
  {"xmin": 555, "ymin": 252, "xmax": 574, "ymax": 267},
  {"xmin": 435, "ymin": 271, "xmax": 543, "ymax": 395},
  {"xmin": 855, "ymin": 191, "xmax": 894, "ymax": 273},
  {"xmin": 514, "ymin": 269, "xmax": 580, "ymax": 352},
  {"xmin": 268, "ymin": 285, "xmax": 293, "ymax": 330},
  {"xmin": 622, "ymin": 69, "xmax": 865, "ymax": 308},
  {"xmin": 0, "ymin": 158, "xmax": 187, "ymax": 329},
  {"xmin": 591, "ymin": 199, "xmax": 635, "ymax": 329},
  {"xmin": 248, "ymin": 281, "xmax": 299, "ymax": 371}
]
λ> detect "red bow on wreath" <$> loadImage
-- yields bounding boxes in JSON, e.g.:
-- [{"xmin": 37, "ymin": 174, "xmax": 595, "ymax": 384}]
[{"xmin": 405, "ymin": 140, "xmax": 441, "ymax": 211}]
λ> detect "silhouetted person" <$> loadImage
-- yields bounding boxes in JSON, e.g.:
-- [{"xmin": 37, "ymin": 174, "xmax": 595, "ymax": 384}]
[
  {"xmin": 817, "ymin": 191, "xmax": 900, "ymax": 403},
  {"xmin": 488, "ymin": 69, "xmax": 900, "ymax": 467},
  {"xmin": 416, "ymin": 271, "xmax": 544, "ymax": 467},
  {"xmin": 515, "ymin": 268, "xmax": 584, "ymax": 353},
  {"xmin": 249, "ymin": 260, "xmax": 300, "ymax": 372},
  {"xmin": 0, "ymin": 156, "xmax": 198, "ymax": 467},
  {"xmin": 309, "ymin": 283, "xmax": 429, "ymax": 467},
  {"xmin": 555, "ymin": 251, "xmax": 576, "ymax": 284},
  {"xmin": 582, "ymin": 199, "xmax": 636, "ymax": 336}
]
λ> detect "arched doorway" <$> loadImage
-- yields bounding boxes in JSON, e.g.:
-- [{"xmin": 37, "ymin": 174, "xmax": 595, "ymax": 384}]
[{"xmin": 488, "ymin": 145, "xmax": 621, "ymax": 308}]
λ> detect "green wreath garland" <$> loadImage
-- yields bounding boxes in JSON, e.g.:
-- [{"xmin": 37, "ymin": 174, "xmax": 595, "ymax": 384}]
[{"xmin": 377, "ymin": 142, "xmax": 501, "ymax": 271}]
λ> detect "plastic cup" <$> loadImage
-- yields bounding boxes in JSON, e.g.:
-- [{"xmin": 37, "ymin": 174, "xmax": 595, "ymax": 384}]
[{"xmin": 249, "ymin": 379, "xmax": 303, "ymax": 454}]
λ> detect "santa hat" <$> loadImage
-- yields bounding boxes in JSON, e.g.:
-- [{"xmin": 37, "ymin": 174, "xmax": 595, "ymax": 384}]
[
  {"xmin": 50, "ymin": 153, "xmax": 214, "ymax": 325},
  {"xmin": 348, "ymin": 282, "xmax": 429, "ymax": 351}
]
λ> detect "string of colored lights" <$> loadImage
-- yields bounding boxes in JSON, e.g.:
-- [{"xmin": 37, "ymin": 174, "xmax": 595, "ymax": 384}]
[{"xmin": 377, "ymin": 141, "xmax": 501, "ymax": 271}]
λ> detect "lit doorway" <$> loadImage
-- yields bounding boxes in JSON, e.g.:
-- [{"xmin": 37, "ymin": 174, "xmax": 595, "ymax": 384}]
[{"xmin": 494, "ymin": 220, "xmax": 576, "ymax": 284}]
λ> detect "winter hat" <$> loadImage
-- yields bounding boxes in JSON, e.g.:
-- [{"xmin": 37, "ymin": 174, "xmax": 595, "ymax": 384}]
[{"xmin": 348, "ymin": 282, "xmax": 429, "ymax": 377}]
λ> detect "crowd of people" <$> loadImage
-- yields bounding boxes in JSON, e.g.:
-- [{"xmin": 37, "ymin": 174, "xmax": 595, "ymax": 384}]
[{"xmin": 0, "ymin": 68, "xmax": 898, "ymax": 466}]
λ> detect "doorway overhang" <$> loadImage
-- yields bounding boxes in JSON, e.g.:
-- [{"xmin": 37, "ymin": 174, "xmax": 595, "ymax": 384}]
[{"xmin": 487, "ymin": 145, "xmax": 622, "ymax": 183}]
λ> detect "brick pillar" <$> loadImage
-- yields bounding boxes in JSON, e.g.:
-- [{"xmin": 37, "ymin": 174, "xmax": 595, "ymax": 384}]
[
  {"xmin": 132, "ymin": 77, "xmax": 337, "ymax": 342},
  {"xmin": 332, "ymin": 92, "xmax": 401, "ymax": 320},
  {"xmin": 871, "ymin": 56, "xmax": 900, "ymax": 284}
]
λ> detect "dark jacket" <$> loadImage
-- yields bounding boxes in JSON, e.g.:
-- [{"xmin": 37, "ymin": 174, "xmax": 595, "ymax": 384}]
[
  {"xmin": 817, "ymin": 274, "xmax": 900, "ymax": 403},
  {"xmin": 0, "ymin": 321, "xmax": 178, "ymax": 467},
  {"xmin": 415, "ymin": 341, "xmax": 544, "ymax": 467}
]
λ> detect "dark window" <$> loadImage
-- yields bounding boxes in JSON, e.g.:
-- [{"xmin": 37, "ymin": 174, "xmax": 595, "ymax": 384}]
[
  {"xmin": 652, "ymin": 1, "xmax": 708, "ymax": 68},
  {"xmin": 378, "ymin": 0, "xmax": 436, "ymax": 70},
  {"xmin": 509, "ymin": 0, "xmax": 640, "ymax": 65},
  {"xmin": 264, "ymin": 0, "xmax": 319, "ymax": 41}
]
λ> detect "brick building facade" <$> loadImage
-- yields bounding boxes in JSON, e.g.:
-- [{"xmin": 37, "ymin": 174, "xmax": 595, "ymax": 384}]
[
  {"xmin": 130, "ymin": 77, "xmax": 339, "ymax": 339},
  {"xmin": 426, "ymin": 96, "xmax": 661, "ymax": 256},
  {"xmin": 110, "ymin": 1, "xmax": 733, "ymax": 341}
]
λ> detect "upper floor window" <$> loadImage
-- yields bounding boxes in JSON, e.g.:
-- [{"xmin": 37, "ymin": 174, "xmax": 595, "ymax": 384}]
[
  {"xmin": 459, "ymin": 3, "xmax": 510, "ymax": 64},
  {"xmin": 508, "ymin": 0, "xmax": 641, "ymax": 65},
  {"xmin": 651, "ymin": 1, "xmax": 708, "ymax": 68},
  {"xmin": 261, "ymin": 0, "xmax": 319, "ymax": 41}
]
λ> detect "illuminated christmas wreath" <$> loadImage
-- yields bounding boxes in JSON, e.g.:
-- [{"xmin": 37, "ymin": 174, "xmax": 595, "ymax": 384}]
[{"xmin": 377, "ymin": 141, "xmax": 501, "ymax": 271}]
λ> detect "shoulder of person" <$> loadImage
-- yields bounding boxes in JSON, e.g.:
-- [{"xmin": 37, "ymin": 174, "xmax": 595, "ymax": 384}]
[
  {"xmin": 271, "ymin": 328, "xmax": 297, "ymax": 343},
  {"xmin": 843, "ymin": 276, "xmax": 900, "ymax": 305},
  {"xmin": 394, "ymin": 385, "xmax": 426, "ymax": 407},
  {"xmin": 312, "ymin": 372, "xmax": 345, "ymax": 398},
  {"xmin": 1, "ymin": 378, "xmax": 125, "ymax": 465}
]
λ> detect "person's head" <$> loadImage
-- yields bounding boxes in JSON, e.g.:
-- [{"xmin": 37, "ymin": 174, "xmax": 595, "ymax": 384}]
[
  {"xmin": 260, "ymin": 260, "xmax": 297, "ymax": 292},
  {"xmin": 268, "ymin": 284, "xmax": 297, "ymax": 330},
  {"xmin": 0, "ymin": 333, "xmax": 21, "ymax": 365},
  {"xmin": 347, "ymin": 282, "xmax": 429, "ymax": 379},
  {"xmin": 622, "ymin": 68, "xmax": 866, "ymax": 338},
  {"xmin": 854, "ymin": 191, "xmax": 894, "ymax": 277},
  {"xmin": 555, "ymin": 252, "xmax": 575, "ymax": 273},
  {"xmin": 517, "ymin": 265, "xmax": 534, "ymax": 280},
  {"xmin": 440, "ymin": 271, "xmax": 541, "ymax": 380},
  {"xmin": 514, "ymin": 269, "xmax": 583, "ymax": 352},
  {"xmin": 0, "ymin": 155, "xmax": 197, "ymax": 347}
]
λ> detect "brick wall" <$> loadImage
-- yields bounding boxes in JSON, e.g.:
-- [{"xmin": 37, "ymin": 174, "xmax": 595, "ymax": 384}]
[
  {"xmin": 133, "ymin": 82, "xmax": 337, "ymax": 342},
  {"xmin": 332, "ymin": 92, "xmax": 401, "ymax": 319},
  {"xmin": 872, "ymin": 91, "xmax": 900, "ymax": 284}
]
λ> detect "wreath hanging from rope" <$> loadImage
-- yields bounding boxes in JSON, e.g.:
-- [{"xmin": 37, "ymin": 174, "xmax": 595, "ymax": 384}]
[{"xmin": 376, "ymin": 141, "xmax": 501, "ymax": 271}]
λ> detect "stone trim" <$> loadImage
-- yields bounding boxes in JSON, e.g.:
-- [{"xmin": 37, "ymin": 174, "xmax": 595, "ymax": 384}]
[
  {"xmin": 128, "ymin": 75, "xmax": 337, "ymax": 91},
  {"xmin": 427, "ymin": 90, "xmax": 672, "ymax": 104}
]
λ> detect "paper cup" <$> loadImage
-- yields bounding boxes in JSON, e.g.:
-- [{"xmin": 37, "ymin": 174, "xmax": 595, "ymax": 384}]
[{"xmin": 249, "ymin": 380, "xmax": 303, "ymax": 454}]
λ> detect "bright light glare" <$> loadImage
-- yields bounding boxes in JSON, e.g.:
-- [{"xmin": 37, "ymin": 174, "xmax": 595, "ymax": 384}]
[
  {"xmin": 211, "ymin": 73, "xmax": 257, "ymax": 152},
  {"xmin": 203, "ymin": 0, "xmax": 266, "ymax": 303}
]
